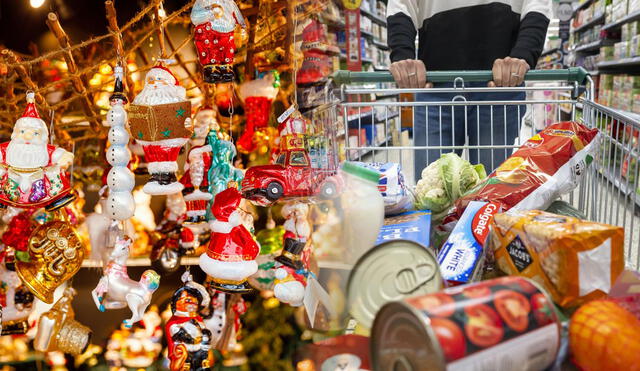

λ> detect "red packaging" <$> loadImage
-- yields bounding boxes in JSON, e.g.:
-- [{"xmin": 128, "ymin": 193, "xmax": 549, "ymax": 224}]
[{"xmin": 456, "ymin": 121, "xmax": 599, "ymax": 213}]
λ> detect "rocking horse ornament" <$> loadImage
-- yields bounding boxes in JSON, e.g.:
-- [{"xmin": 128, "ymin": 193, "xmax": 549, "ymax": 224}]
[{"xmin": 92, "ymin": 236, "xmax": 160, "ymax": 328}]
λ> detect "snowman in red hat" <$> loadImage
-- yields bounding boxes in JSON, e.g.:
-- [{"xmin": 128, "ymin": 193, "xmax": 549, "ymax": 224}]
[
  {"xmin": 199, "ymin": 187, "xmax": 259, "ymax": 293},
  {"xmin": 0, "ymin": 93, "xmax": 74, "ymax": 208},
  {"xmin": 129, "ymin": 64, "xmax": 192, "ymax": 195}
]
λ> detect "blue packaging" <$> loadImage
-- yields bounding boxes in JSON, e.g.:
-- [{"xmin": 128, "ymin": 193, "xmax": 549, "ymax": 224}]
[
  {"xmin": 375, "ymin": 210, "xmax": 431, "ymax": 247},
  {"xmin": 437, "ymin": 201, "xmax": 501, "ymax": 285}
]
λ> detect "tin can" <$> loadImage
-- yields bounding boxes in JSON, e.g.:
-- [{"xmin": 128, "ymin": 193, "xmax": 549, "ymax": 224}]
[
  {"xmin": 347, "ymin": 240, "xmax": 442, "ymax": 329},
  {"xmin": 371, "ymin": 276, "xmax": 560, "ymax": 371}
]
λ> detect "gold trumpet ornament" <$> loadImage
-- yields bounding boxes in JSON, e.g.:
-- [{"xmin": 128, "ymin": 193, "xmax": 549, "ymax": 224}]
[
  {"xmin": 16, "ymin": 220, "xmax": 85, "ymax": 304},
  {"xmin": 34, "ymin": 287, "xmax": 92, "ymax": 355}
]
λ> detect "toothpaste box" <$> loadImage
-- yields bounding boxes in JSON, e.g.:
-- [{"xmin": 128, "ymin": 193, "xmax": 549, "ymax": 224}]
[
  {"xmin": 375, "ymin": 210, "xmax": 431, "ymax": 247},
  {"xmin": 437, "ymin": 201, "xmax": 501, "ymax": 285}
]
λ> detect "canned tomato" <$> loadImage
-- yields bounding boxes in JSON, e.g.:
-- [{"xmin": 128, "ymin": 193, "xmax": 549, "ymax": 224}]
[{"xmin": 371, "ymin": 276, "xmax": 560, "ymax": 371}]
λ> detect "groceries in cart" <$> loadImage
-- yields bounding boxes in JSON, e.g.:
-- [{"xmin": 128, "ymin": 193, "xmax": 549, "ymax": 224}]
[
  {"xmin": 354, "ymin": 162, "xmax": 414, "ymax": 215},
  {"xmin": 414, "ymin": 153, "xmax": 486, "ymax": 218},
  {"xmin": 488, "ymin": 209, "xmax": 625, "ymax": 308},
  {"xmin": 456, "ymin": 121, "xmax": 600, "ymax": 214}
]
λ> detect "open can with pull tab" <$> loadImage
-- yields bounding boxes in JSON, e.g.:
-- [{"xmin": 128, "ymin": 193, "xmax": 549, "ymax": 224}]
[
  {"xmin": 370, "ymin": 276, "xmax": 561, "ymax": 371},
  {"xmin": 346, "ymin": 239, "xmax": 442, "ymax": 329}
]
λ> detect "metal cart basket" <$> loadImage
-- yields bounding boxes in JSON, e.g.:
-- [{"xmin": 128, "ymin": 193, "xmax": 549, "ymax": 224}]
[{"xmin": 328, "ymin": 68, "xmax": 640, "ymax": 270}]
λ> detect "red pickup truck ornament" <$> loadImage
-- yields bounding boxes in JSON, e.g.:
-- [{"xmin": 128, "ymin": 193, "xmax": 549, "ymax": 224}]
[{"xmin": 242, "ymin": 134, "xmax": 339, "ymax": 205}]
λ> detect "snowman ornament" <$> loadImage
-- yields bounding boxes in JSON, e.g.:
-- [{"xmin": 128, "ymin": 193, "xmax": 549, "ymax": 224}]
[{"xmin": 105, "ymin": 64, "xmax": 135, "ymax": 220}]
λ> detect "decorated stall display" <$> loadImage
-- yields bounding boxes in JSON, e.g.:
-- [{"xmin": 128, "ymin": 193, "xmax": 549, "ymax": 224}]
[
  {"xmin": 275, "ymin": 201, "xmax": 310, "ymax": 270},
  {"xmin": 105, "ymin": 307, "xmax": 163, "ymax": 369},
  {"xmin": 0, "ymin": 262, "xmax": 35, "ymax": 335},
  {"xmin": 191, "ymin": 106, "xmax": 219, "ymax": 146},
  {"xmin": 1, "ymin": 208, "xmax": 36, "ymax": 262},
  {"xmin": 16, "ymin": 220, "xmax": 85, "ymax": 304},
  {"xmin": 91, "ymin": 236, "xmax": 161, "ymax": 327},
  {"xmin": 129, "ymin": 64, "xmax": 193, "ymax": 195},
  {"xmin": 236, "ymin": 73, "xmax": 280, "ymax": 154},
  {"xmin": 166, "ymin": 271, "xmax": 212, "ymax": 371},
  {"xmin": 105, "ymin": 64, "xmax": 135, "ymax": 221},
  {"xmin": 191, "ymin": 0, "xmax": 247, "ymax": 83},
  {"xmin": 200, "ymin": 187, "xmax": 259, "ymax": 293},
  {"xmin": 0, "ymin": 93, "xmax": 75, "ymax": 210},
  {"xmin": 150, "ymin": 193, "xmax": 194, "ymax": 273},
  {"xmin": 34, "ymin": 287, "xmax": 92, "ymax": 355}
]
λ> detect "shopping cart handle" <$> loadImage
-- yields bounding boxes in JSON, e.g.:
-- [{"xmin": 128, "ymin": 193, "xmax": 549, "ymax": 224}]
[{"xmin": 331, "ymin": 67, "xmax": 589, "ymax": 85}]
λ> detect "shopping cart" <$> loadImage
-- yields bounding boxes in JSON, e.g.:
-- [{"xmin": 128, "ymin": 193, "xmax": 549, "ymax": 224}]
[{"xmin": 329, "ymin": 68, "xmax": 640, "ymax": 270}]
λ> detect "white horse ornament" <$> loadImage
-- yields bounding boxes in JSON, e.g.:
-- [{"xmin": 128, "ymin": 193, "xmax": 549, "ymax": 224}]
[{"xmin": 91, "ymin": 236, "xmax": 161, "ymax": 328}]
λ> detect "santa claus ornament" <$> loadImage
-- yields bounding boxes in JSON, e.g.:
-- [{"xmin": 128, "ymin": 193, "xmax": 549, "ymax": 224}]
[
  {"xmin": 105, "ymin": 64, "xmax": 135, "ymax": 220},
  {"xmin": 0, "ymin": 93, "xmax": 75, "ymax": 210},
  {"xmin": 128, "ymin": 64, "xmax": 192, "ymax": 195},
  {"xmin": 191, "ymin": 0, "xmax": 246, "ymax": 83},
  {"xmin": 199, "ymin": 187, "xmax": 259, "ymax": 293},
  {"xmin": 166, "ymin": 271, "xmax": 212, "ymax": 371},
  {"xmin": 275, "ymin": 201, "xmax": 311, "ymax": 270},
  {"xmin": 181, "ymin": 130, "xmax": 215, "ymax": 225}
]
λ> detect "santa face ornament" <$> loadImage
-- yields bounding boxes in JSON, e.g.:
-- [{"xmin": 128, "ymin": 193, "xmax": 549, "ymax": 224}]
[
  {"xmin": 0, "ymin": 93, "xmax": 75, "ymax": 210},
  {"xmin": 199, "ymin": 187, "xmax": 259, "ymax": 293},
  {"xmin": 129, "ymin": 65, "xmax": 193, "ymax": 195},
  {"xmin": 191, "ymin": 0, "xmax": 246, "ymax": 83}
]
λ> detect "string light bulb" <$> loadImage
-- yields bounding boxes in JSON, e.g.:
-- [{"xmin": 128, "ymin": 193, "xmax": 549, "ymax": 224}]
[{"xmin": 30, "ymin": 0, "xmax": 45, "ymax": 8}]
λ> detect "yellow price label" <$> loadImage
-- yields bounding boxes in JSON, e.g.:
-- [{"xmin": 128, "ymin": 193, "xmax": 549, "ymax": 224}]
[{"xmin": 343, "ymin": 0, "xmax": 362, "ymax": 10}]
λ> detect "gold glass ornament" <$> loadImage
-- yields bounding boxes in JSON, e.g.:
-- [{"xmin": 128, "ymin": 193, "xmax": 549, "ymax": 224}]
[
  {"xmin": 34, "ymin": 287, "xmax": 92, "ymax": 355},
  {"xmin": 16, "ymin": 220, "xmax": 85, "ymax": 304}
]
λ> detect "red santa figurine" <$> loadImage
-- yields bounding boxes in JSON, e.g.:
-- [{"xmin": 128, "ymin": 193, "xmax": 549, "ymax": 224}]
[
  {"xmin": 275, "ymin": 202, "xmax": 311, "ymax": 270},
  {"xmin": 129, "ymin": 64, "xmax": 192, "ymax": 195},
  {"xmin": 0, "ymin": 93, "xmax": 74, "ymax": 210},
  {"xmin": 191, "ymin": 0, "xmax": 246, "ymax": 83},
  {"xmin": 199, "ymin": 187, "xmax": 259, "ymax": 293}
]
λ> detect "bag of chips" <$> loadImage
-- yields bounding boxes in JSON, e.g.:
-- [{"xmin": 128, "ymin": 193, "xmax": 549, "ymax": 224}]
[
  {"xmin": 456, "ymin": 121, "xmax": 599, "ymax": 213},
  {"xmin": 488, "ymin": 210, "xmax": 624, "ymax": 308}
]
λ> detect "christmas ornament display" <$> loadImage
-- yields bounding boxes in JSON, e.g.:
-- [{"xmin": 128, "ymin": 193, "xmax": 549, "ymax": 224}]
[
  {"xmin": 34, "ymin": 287, "xmax": 92, "ymax": 355},
  {"xmin": 199, "ymin": 187, "xmax": 259, "ymax": 293},
  {"xmin": 209, "ymin": 133, "xmax": 244, "ymax": 198},
  {"xmin": 129, "ymin": 64, "xmax": 193, "ymax": 195},
  {"xmin": 237, "ymin": 73, "xmax": 280, "ymax": 154},
  {"xmin": 105, "ymin": 307, "xmax": 163, "ymax": 368},
  {"xmin": 91, "ymin": 236, "xmax": 161, "ymax": 327},
  {"xmin": 0, "ymin": 93, "xmax": 75, "ymax": 210},
  {"xmin": 166, "ymin": 271, "xmax": 212, "ymax": 371},
  {"xmin": 276, "ymin": 201, "xmax": 310, "ymax": 269},
  {"xmin": 1, "ymin": 209, "xmax": 36, "ymax": 261},
  {"xmin": 0, "ymin": 261, "xmax": 35, "ymax": 335},
  {"xmin": 203, "ymin": 287, "xmax": 246, "ymax": 350},
  {"xmin": 105, "ymin": 64, "xmax": 136, "ymax": 221},
  {"xmin": 191, "ymin": 0, "xmax": 247, "ymax": 83},
  {"xmin": 191, "ymin": 106, "xmax": 219, "ymax": 147},
  {"xmin": 16, "ymin": 220, "xmax": 85, "ymax": 304}
]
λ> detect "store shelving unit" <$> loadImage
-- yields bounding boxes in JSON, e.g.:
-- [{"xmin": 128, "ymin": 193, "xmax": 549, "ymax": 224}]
[
  {"xmin": 571, "ymin": 13, "xmax": 605, "ymax": 34},
  {"xmin": 602, "ymin": 9, "xmax": 640, "ymax": 31}
]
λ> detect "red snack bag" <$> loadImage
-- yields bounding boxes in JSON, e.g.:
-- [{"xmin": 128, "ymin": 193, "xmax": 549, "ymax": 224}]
[{"xmin": 456, "ymin": 121, "xmax": 599, "ymax": 213}]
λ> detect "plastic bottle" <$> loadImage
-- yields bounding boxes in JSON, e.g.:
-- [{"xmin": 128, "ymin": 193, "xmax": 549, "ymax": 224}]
[{"xmin": 340, "ymin": 162, "xmax": 384, "ymax": 264}]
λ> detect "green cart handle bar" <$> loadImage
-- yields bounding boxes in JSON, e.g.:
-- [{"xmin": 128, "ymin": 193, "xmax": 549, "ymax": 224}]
[{"xmin": 331, "ymin": 67, "xmax": 589, "ymax": 85}]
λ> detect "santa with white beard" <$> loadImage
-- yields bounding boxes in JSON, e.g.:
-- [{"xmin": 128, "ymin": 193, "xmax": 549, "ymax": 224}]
[
  {"xmin": 129, "ymin": 64, "xmax": 192, "ymax": 195},
  {"xmin": 0, "ymin": 92, "xmax": 74, "ymax": 209}
]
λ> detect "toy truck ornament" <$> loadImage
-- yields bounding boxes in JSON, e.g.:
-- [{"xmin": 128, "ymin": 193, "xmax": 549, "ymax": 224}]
[{"xmin": 242, "ymin": 134, "xmax": 339, "ymax": 205}]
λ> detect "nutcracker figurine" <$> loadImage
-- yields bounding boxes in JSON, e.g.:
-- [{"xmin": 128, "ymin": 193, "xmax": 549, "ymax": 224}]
[
  {"xmin": 0, "ymin": 93, "xmax": 75, "ymax": 210},
  {"xmin": 129, "ymin": 64, "xmax": 192, "ymax": 195},
  {"xmin": 166, "ymin": 271, "xmax": 212, "ymax": 371},
  {"xmin": 199, "ymin": 187, "xmax": 259, "ymax": 293},
  {"xmin": 191, "ymin": 0, "xmax": 246, "ymax": 83}
]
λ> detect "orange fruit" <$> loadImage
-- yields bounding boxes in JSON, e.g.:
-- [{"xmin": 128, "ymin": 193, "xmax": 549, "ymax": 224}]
[{"xmin": 569, "ymin": 300, "xmax": 640, "ymax": 371}]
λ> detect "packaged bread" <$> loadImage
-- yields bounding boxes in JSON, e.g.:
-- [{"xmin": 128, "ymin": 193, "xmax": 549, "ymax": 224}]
[{"xmin": 488, "ymin": 210, "xmax": 624, "ymax": 308}]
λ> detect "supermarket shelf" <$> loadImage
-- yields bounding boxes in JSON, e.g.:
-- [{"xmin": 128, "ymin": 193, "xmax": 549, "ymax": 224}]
[
  {"xmin": 375, "ymin": 112, "xmax": 399, "ymax": 122},
  {"xmin": 372, "ymin": 39, "xmax": 389, "ymax": 50},
  {"xmin": 598, "ymin": 57, "xmax": 640, "ymax": 68},
  {"xmin": 602, "ymin": 10, "xmax": 640, "ymax": 31},
  {"xmin": 82, "ymin": 256, "xmax": 200, "ymax": 268},
  {"xmin": 362, "ymin": 57, "xmax": 374, "ymax": 64},
  {"xmin": 360, "ymin": 7, "xmax": 387, "ymax": 26},
  {"xmin": 540, "ymin": 47, "xmax": 561, "ymax": 57},
  {"xmin": 572, "ymin": 13, "xmax": 605, "ymax": 34},
  {"xmin": 361, "ymin": 29, "xmax": 375, "ymax": 38},
  {"xmin": 573, "ymin": 40, "xmax": 605, "ymax": 53},
  {"xmin": 349, "ymin": 135, "xmax": 393, "ymax": 158},
  {"xmin": 573, "ymin": 0, "xmax": 593, "ymax": 15}
]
